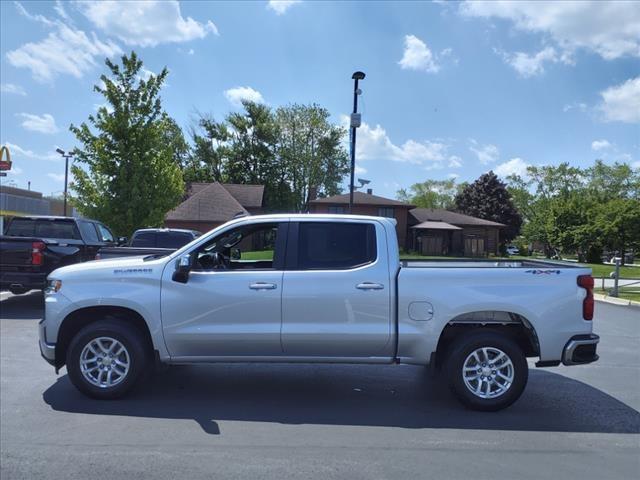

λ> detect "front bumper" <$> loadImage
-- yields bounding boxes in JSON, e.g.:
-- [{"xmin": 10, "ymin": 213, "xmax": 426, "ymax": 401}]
[
  {"xmin": 562, "ymin": 334, "xmax": 600, "ymax": 366},
  {"xmin": 38, "ymin": 322, "xmax": 56, "ymax": 366}
]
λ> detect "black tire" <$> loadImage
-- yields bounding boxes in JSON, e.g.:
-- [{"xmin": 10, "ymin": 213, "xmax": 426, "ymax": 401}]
[
  {"xmin": 445, "ymin": 330, "xmax": 528, "ymax": 411},
  {"xmin": 9, "ymin": 287, "xmax": 29, "ymax": 295},
  {"xmin": 66, "ymin": 318, "xmax": 149, "ymax": 399}
]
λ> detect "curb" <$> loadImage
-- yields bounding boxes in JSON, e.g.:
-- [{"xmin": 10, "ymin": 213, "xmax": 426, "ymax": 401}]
[{"xmin": 594, "ymin": 293, "xmax": 640, "ymax": 308}]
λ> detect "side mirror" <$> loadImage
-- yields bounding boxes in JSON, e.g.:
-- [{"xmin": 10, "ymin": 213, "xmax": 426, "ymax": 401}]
[
  {"xmin": 231, "ymin": 248, "xmax": 241, "ymax": 260},
  {"xmin": 172, "ymin": 254, "xmax": 192, "ymax": 283},
  {"xmin": 117, "ymin": 236, "xmax": 128, "ymax": 246}
]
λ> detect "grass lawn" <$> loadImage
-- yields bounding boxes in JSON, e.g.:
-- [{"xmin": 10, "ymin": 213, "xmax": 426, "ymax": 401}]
[
  {"xmin": 596, "ymin": 288, "xmax": 640, "ymax": 303},
  {"xmin": 240, "ymin": 250, "xmax": 274, "ymax": 260},
  {"xmin": 584, "ymin": 263, "xmax": 640, "ymax": 279}
]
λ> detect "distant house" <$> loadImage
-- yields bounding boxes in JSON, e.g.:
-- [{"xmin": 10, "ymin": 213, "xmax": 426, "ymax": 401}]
[
  {"xmin": 308, "ymin": 190, "xmax": 504, "ymax": 256},
  {"xmin": 164, "ymin": 182, "xmax": 264, "ymax": 232},
  {"xmin": 408, "ymin": 208, "xmax": 504, "ymax": 256}
]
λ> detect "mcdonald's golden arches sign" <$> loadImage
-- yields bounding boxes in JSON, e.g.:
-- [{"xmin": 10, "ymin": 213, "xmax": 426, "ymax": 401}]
[{"xmin": 0, "ymin": 145, "xmax": 12, "ymax": 171}]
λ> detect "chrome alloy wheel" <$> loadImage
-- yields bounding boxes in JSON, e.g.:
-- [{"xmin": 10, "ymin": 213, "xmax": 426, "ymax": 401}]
[
  {"xmin": 462, "ymin": 347, "xmax": 514, "ymax": 399},
  {"xmin": 79, "ymin": 337, "xmax": 130, "ymax": 388}
]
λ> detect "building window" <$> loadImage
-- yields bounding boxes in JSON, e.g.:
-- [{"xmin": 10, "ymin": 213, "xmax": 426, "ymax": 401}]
[
  {"xmin": 378, "ymin": 207, "xmax": 394, "ymax": 218},
  {"xmin": 328, "ymin": 206, "xmax": 345, "ymax": 214}
]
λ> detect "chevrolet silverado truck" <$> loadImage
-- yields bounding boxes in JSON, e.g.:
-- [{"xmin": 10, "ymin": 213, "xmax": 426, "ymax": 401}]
[
  {"xmin": 39, "ymin": 214, "xmax": 599, "ymax": 411},
  {"xmin": 0, "ymin": 216, "xmax": 120, "ymax": 294},
  {"xmin": 96, "ymin": 228, "xmax": 201, "ymax": 260}
]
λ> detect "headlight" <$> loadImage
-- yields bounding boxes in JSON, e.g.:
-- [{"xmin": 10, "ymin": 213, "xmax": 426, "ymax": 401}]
[{"xmin": 45, "ymin": 279, "xmax": 62, "ymax": 293}]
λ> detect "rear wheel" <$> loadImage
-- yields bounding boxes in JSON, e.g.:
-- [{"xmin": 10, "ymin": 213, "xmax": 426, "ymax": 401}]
[
  {"xmin": 66, "ymin": 319, "xmax": 149, "ymax": 399},
  {"xmin": 445, "ymin": 331, "xmax": 528, "ymax": 411}
]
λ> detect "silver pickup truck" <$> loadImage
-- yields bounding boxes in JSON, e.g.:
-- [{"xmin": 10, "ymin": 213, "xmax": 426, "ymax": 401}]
[{"xmin": 40, "ymin": 214, "xmax": 599, "ymax": 411}]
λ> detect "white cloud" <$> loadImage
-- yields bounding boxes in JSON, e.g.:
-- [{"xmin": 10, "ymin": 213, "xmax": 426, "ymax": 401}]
[
  {"xmin": 6, "ymin": 18, "xmax": 121, "ymax": 82},
  {"xmin": 398, "ymin": 34, "xmax": 442, "ymax": 73},
  {"xmin": 5, "ymin": 166, "xmax": 24, "ymax": 177},
  {"xmin": 448, "ymin": 155, "xmax": 462, "ymax": 168},
  {"xmin": 2, "ymin": 142, "xmax": 59, "ymax": 161},
  {"xmin": 354, "ymin": 165, "xmax": 367, "ymax": 175},
  {"xmin": 53, "ymin": 0, "xmax": 72, "ymax": 23},
  {"xmin": 460, "ymin": 1, "xmax": 640, "ymax": 61},
  {"xmin": 344, "ymin": 116, "xmax": 451, "ymax": 169},
  {"xmin": 632, "ymin": 161, "xmax": 640, "ymax": 169},
  {"xmin": 14, "ymin": 1, "xmax": 55, "ymax": 26},
  {"xmin": 598, "ymin": 76, "xmax": 640, "ymax": 123},
  {"xmin": 563, "ymin": 102, "xmax": 587, "ymax": 113},
  {"xmin": 47, "ymin": 173, "xmax": 66, "ymax": 182},
  {"xmin": 224, "ymin": 86, "xmax": 265, "ymax": 107},
  {"xmin": 469, "ymin": 140, "xmax": 499, "ymax": 164},
  {"xmin": 267, "ymin": 1, "xmax": 301, "ymax": 15},
  {"xmin": 78, "ymin": 0, "xmax": 218, "ymax": 47},
  {"xmin": 591, "ymin": 139, "xmax": 612, "ymax": 151},
  {"xmin": 496, "ymin": 46, "xmax": 565, "ymax": 77},
  {"xmin": 494, "ymin": 157, "xmax": 530, "ymax": 178},
  {"xmin": 1, "ymin": 83, "xmax": 27, "ymax": 96},
  {"xmin": 17, "ymin": 113, "xmax": 59, "ymax": 134},
  {"xmin": 447, "ymin": 173, "xmax": 460, "ymax": 179}
]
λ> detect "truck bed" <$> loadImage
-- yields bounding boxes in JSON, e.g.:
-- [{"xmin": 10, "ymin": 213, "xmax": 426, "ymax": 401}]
[{"xmin": 401, "ymin": 259, "xmax": 582, "ymax": 269}]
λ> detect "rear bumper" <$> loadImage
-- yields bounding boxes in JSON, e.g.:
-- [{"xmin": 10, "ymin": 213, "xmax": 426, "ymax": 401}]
[
  {"xmin": 562, "ymin": 334, "xmax": 599, "ymax": 366},
  {"xmin": 0, "ymin": 271, "xmax": 46, "ymax": 291}
]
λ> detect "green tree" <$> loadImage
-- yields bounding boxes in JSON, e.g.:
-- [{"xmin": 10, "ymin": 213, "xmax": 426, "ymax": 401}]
[
  {"xmin": 397, "ymin": 179, "xmax": 458, "ymax": 208},
  {"xmin": 275, "ymin": 104, "xmax": 349, "ymax": 212},
  {"xmin": 70, "ymin": 52, "xmax": 184, "ymax": 236},
  {"xmin": 454, "ymin": 171, "xmax": 523, "ymax": 244}
]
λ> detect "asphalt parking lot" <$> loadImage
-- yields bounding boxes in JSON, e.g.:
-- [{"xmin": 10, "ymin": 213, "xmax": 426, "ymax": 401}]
[{"xmin": 1, "ymin": 291, "xmax": 639, "ymax": 480}]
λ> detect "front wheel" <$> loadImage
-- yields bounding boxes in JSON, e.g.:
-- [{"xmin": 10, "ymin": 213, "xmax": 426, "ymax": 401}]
[
  {"xmin": 66, "ymin": 319, "xmax": 149, "ymax": 399},
  {"xmin": 446, "ymin": 331, "xmax": 528, "ymax": 411}
]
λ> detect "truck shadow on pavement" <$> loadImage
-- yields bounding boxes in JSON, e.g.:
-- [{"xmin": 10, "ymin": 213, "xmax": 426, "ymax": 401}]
[
  {"xmin": 42, "ymin": 363, "xmax": 640, "ymax": 436},
  {"xmin": 0, "ymin": 291, "xmax": 43, "ymax": 320}
]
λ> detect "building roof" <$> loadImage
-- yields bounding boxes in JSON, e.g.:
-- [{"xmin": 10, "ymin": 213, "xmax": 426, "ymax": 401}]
[
  {"xmin": 410, "ymin": 208, "xmax": 505, "ymax": 227},
  {"xmin": 309, "ymin": 191, "xmax": 414, "ymax": 208},
  {"xmin": 410, "ymin": 221, "xmax": 462, "ymax": 230},
  {"xmin": 166, "ymin": 182, "xmax": 248, "ymax": 223},
  {"xmin": 221, "ymin": 184, "xmax": 265, "ymax": 208},
  {"xmin": 186, "ymin": 182, "xmax": 264, "ymax": 208}
]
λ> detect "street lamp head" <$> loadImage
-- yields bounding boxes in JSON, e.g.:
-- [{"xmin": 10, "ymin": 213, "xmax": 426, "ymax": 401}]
[
  {"xmin": 56, "ymin": 148, "xmax": 65, "ymax": 155},
  {"xmin": 352, "ymin": 71, "xmax": 366, "ymax": 80}
]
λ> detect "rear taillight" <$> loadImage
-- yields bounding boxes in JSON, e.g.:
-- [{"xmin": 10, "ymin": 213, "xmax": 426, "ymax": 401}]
[
  {"xmin": 31, "ymin": 241, "xmax": 45, "ymax": 266},
  {"xmin": 578, "ymin": 275, "xmax": 594, "ymax": 320}
]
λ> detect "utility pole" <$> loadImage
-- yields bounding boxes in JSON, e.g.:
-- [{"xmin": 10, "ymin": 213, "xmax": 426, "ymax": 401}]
[
  {"xmin": 349, "ymin": 71, "xmax": 365, "ymax": 213},
  {"xmin": 56, "ymin": 148, "xmax": 73, "ymax": 216}
]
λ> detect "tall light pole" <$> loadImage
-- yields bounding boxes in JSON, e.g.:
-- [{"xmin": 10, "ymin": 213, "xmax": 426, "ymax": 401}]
[
  {"xmin": 349, "ymin": 71, "xmax": 365, "ymax": 213},
  {"xmin": 56, "ymin": 148, "xmax": 72, "ymax": 216}
]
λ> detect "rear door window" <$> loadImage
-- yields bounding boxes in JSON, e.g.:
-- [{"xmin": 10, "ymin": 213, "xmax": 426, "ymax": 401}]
[
  {"xmin": 78, "ymin": 221, "xmax": 100, "ymax": 243},
  {"xmin": 156, "ymin": 232, "xmax": 195, "ymax": 248},
  {"xmin": 296, "ymin": 222, "xmax": 377, "ymax": 270},
  {"xmin": 5, "ymin": 218, "xmax": 36, "ymax": 236},
  {"xmin": 131, "ymin": 232, "xmax": 156, "ymax": 247},
  {"xmin": 35, "ymin": 220, "xmax": 81, "ymax": 239}
]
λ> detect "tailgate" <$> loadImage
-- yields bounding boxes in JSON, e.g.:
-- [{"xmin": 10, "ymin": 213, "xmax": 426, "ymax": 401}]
[{"xmin": 0, "ymin": 237, "xmax": 38, "ymax": 267}]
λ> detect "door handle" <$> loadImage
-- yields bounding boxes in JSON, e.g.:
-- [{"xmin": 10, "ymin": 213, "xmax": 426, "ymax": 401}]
[
  {"xmin": 249, "ymin": 282, "xmax": 277, "ymax": 290},
  {"xmin": 356, "ymin": 282, "xmax": 384, "ymax": 290}
]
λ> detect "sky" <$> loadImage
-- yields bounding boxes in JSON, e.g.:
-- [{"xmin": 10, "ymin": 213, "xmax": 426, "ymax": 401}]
[{"xmin": 1, "ymin": 0, "xmax": 638, "ymax": 199}]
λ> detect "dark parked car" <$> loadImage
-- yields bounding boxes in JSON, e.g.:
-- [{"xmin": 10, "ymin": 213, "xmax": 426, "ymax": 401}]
[
  {"xmin": 96, "ymin": 228, "xmax": 201, "ymax": 260},
  {"xmin": 0, "ymin": 216, "xmax": 120, "ymax": 294}
]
